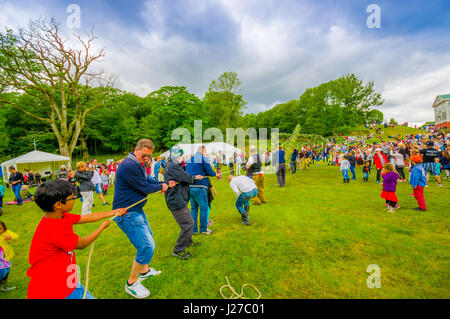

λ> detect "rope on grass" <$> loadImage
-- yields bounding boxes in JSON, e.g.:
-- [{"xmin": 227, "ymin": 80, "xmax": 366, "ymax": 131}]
[
  {"xmin": 219, "ymin": 276, "xmax": 262, "ymax": 299},
  {"xmin": 82, "ymin": 196, "xmax": 150, "ymax": 299}
]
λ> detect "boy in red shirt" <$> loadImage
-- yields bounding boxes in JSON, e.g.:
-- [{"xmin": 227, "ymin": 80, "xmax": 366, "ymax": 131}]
[{"xmin": 27, "ymin": 179, "xmax": 126, "ymax": 299}]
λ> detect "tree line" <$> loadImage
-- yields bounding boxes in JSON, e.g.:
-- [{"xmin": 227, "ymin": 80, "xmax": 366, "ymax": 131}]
[{"xmin": 0, "ymin": 19, "xmax": 384, "ymax": 161}]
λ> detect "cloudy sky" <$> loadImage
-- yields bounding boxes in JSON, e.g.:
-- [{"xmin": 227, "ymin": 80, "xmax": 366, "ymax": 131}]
[{"xmin": 1, "ymin": 0, "xmax": 449, "ymax": 126}]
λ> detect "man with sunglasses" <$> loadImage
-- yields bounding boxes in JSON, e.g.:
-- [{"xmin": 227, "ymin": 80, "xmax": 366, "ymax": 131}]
[{"xmin": 112, "ymin": 139, "xmax": 169, "ymax": 299}]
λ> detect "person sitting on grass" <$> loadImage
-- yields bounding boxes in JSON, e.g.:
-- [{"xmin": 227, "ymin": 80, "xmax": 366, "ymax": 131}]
[
  {"xmin": 228, "ymin": 175, "xmax": 258, "ymax": 226},
  {"xmin": 26, "ymin": 179, "xmax": 126, "ymax": 299},
  {"xmin": 409, "ymin": 155, "xmax": 427, "ymax": 212},
  {"xmin": 380, "ymin": 163, "xmax": 400, "ymax": 212},
  {"xmin": 0, "ymin": 246, "xmax": 15, "ymax": 292}
]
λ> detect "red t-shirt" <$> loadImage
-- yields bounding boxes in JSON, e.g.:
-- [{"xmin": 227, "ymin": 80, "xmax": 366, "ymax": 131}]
[{"xmin": 27, "ymin": 213, "xmax": 81, "ymax": 299}]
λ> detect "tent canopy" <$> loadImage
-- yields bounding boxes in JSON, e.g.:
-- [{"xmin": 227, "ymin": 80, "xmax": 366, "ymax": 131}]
[
  {"xmin": 1, "ymin": 150, "xmax": 70, "ymax": 180},
  {"xmin": 160, "ymin": 142, "xmax": 243, "ymax": 160}
]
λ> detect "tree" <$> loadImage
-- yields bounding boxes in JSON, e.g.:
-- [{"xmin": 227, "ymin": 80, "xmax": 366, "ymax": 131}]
[
  {"xmin": 142, "ymin": 86, "xmax": 207, "ymax": 149},
  {"xmin": 0, "ymin": 18, "xmax": 113, "ymax": 159},
  {"xmin": 203, "ymin": 72, "xmax": 246, "ymax": 130}
]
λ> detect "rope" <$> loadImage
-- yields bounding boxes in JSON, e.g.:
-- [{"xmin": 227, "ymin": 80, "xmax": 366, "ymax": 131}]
[
  {"xmin": 219, "ymin": 276, "xmax": 262, "ymax": 299},
  {"xmin": 82, "ymin": 196, "xmax": 151, "ymax": 299}
]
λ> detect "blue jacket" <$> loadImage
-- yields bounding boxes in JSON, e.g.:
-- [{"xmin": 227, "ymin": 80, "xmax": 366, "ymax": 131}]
[
  {"xmin": 409, "ymin": 164, "xmax": 427, "ymax": 188},
  {"xmin": 291, "ymin": 149, "xmax": 298, "ymax": 161},
  {"xmin": 113, "ymin": 153, "xmax": 162, "ymax": 212},
  {"xmin": 186, "ymin": 152, "xmax": 216, "ymax": 189},
  {"xmin": 273, "ymin": 150, "xmax": 286, "ymax": 164}
]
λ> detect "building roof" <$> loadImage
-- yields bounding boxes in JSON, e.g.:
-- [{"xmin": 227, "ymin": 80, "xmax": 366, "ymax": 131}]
[
  {"xmin": 0, "ymin": 150, "xmax": 70, "ymax": 167},
  {"xmin": 432, "ymin": 94, "xmax": 450, "ymax": 107}
]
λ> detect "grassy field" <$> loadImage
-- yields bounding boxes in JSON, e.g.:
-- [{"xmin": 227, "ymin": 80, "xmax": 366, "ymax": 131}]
[{"xmin": 1, "ymin": 162, "xmax": 449, "ymax": 299}]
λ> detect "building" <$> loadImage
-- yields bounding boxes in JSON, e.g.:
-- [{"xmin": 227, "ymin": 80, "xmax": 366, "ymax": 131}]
[{"xmin": 432, "ymin": 94, "xmax": 450, "ymax": 130}]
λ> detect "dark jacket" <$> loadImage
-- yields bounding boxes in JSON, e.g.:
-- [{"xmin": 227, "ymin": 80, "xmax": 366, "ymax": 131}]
[
  {"xmin": 112, "ymin": 153, "xmax": 162, "ymax": 212},
  {"xmin": 347, "ymin": 155, "xmax": 356, "ymax": 166},
  {"xmin": 75, "ymin": 170, "xmax": 94, "ymax": 192},
  {"xmin": 164, "ymin": 159, "xmax": 195, "ymax": 211}
]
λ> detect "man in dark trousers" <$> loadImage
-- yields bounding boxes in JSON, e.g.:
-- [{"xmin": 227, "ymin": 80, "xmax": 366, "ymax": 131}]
[
  {"xmin": 420, "ymin": 141, "xmax": 443, "ymax": 186},
  {"xmin": 273, "ymin": 145, "xmax": 286, "ymax": 187},
  {"xmin": 164, "ymin": 146, "xmax": 203, "ymax": 260}
]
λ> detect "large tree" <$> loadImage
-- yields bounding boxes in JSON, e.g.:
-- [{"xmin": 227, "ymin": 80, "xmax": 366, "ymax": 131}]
[
  {"xmin": 203, "ymin": 71, "xmax": 246, "ymax": 130},
  {"xmin": 0, "ymin": 18, "xmax": 112, "ymax": 159}
]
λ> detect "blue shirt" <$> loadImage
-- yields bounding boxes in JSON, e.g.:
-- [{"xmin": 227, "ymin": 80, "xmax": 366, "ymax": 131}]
[
  {"xmin": 273, "ymin": 150, "xmax": 286, "ymax": 164},
  {"xmin": 112, "ymin": 153, "xmax": 162, "ymax": 212}
]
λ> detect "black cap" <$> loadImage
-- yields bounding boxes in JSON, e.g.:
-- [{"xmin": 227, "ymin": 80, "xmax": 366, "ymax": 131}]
[{"xmin": 426, "ymin": 141, "xmax": 434, "ymax": 146}]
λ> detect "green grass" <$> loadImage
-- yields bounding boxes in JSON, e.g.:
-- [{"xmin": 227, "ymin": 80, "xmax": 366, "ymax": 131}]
[{"xmin": 1, "ymin": 163, "xmax": 449, "ymax": 299}]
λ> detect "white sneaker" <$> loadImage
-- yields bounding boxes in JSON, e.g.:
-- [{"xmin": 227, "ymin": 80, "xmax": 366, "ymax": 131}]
[
  {"xmin": 125, "ymin": 280, "xmax": 150, "ymax": 298},
  {"xmin": 139, "ymin": 268, "xmax": 162, "ymax": 281}
]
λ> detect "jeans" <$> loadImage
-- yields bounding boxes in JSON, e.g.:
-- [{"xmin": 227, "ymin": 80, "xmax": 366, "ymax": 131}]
[
  {"xmin": 65, "ymin": 282, "xmax": 95, "ymax": 299},
  {"xmin": 0, "ymin": 194, "xmax": 3, "ymax": 209},
  {"xmin": 350, "ymin": 165, "xmax": 356, "ymax": 180},
  {"xmin": 236, "ymin": 188, "xmax": 258, "ymax": 214},
  {"xmin": 291, "ymin": 160, "xmax": 297, "ymax": 174},
  {"xmin": 189, "ymin": 187, "xmax": 209, "ymax": 233},
  {"xmin": 363, "ymin": 172, "xmax": 369, "ymax": 180},
  {"xmin": 342, "ymin": 169, "xmax": 349, "ymax": 180},
  {"xmin": 114, "ymin": 209, "xmax": 155, "ymax": 265},
  {"xmin": 12, "ymin": 184, "xmax": 22, "ymax": 205}
]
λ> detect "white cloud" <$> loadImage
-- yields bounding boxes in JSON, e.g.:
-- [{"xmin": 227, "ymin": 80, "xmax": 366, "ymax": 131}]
[{"xmin": 1, "ymin": 0, "xmax": 449, "ymax": 126}]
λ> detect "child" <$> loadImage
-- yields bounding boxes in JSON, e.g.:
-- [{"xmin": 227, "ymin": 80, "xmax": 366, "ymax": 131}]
[
  {"xmin": 27, "ymin": 179, "xmax": 126, "ymax": 299},
  {"xmin": 34, "ymin": 171, "xmax": 42, "ymax": 184},
  {"xmin": 0, "ymin": 246, "xmax": 15, "ymax": 292},
  {"xmin": 362, "ymin": 161, "xmax": 371, "ymax": 182},
  {"xmin": 206, "ymin": 179, "xmax": 217, "ymax": 226},
  {"xmin": 158, "ymin": 168, "xmax": 165, "ymax": 182},
  {"xmin": 100, "ymin": 169, "xmax": 110, "ymax": 196},
  {"xmin": 0, "ymin": 184, "xmax": 4, "ymax": 216},
  {"xmin": 434, "ymin": 157, "xmax": 442, "ymax": 180},
  {"xmin": 409, "ymin": 155, "xmax": 427, "ymax": 211},
  {"xmin": 340, "ymin": 155, "xmax": 350, "ymax": 183},
  {"xmin": 0, "ymin": 220, "xmax": 18, "ymax": 261},
  {"xmin": 0, "ymin": 221, "xmax": 17, "ymax": 292},
  {"xmin": 380, "ymin": 163, "xmax": 400, "ymax": 211}
]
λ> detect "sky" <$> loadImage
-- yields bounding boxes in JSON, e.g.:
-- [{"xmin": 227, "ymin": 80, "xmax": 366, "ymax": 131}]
[{"xmin": 1, "ymin": 0, "xmax": 449, "ymax": 126}]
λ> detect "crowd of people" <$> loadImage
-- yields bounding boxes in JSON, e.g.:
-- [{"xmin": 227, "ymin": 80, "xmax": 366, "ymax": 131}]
[{"xmin": 0, "ymin": 127, "xmax": 449, "ymax": 298}]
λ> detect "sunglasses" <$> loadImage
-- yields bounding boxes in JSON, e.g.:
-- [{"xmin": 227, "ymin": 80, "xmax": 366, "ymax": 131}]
[
  {"xmin": 141, "ymin": 153, "xmax": 152, "ymax": 158},
  {"xmin": 61, "ymin": 196, "xmax": 80, "ymax": 204}
]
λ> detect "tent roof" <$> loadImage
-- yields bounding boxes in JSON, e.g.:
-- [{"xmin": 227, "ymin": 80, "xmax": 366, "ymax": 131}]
[
  {"xmin": 160, "ymin": 142, "xmax": 243, "ymax": 158},
  {"xmin": 0, "ymin": 150, "xmax": 70, "ymax": 167}
]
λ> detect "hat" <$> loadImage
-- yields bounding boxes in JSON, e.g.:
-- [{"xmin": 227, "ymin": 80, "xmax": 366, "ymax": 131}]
[
  {"xmin": 426, "ymin": 141, "xmax": 434, "ymax": 146},
  {"xmin": 410, "ymin": 155, "xmax": 423, "ymax": 163},
  {"xmin": 170, "ymin": 146, "xmax": 184, "ymax": 159}
]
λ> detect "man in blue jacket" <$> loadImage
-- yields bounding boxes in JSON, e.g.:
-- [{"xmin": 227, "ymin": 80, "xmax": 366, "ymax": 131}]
[
  {"xmin": 186, "ymin": 145, "xmax": 219, "ymax": 235},
  {"xmin": 273, "ymin": 145, "xmax": 286, "ymax": 186},
  {"xmin": 291, "ymin": 148, "xmax": 298, "ymax": 174},
  {"xmin": 113, "ymin": 139, "xmax": 169, "ymax": 299}
]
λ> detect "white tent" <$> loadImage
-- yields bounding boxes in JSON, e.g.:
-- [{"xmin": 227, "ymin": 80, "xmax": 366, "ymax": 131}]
[
  {"xmin": 160, "ymin": 142, "xmax": 243, "ymax": 160},
  {"xmin": 0, "ymin": 150, "xmax": 71, "ymax": 180}
]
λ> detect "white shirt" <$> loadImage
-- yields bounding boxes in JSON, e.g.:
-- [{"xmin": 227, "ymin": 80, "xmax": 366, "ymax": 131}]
[
  {"xmin": 229, "ymin": 176, "xmax": 257, "ymax": 198},
  {"xmin": 235, "ymin": 156, "xmax": 242, "ymax": 164},
  {"xmin": 91, "ymin": 168, "xmax": 102, "ymax": 184}
]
